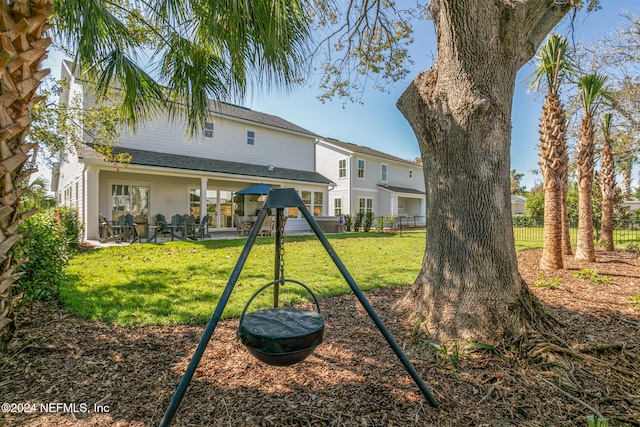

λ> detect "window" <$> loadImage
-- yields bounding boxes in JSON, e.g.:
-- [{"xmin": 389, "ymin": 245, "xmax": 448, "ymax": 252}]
[
  {"xmin": 204, "ymin": 122, "xmax": 214, "ymax": 138},
  {"xmin": 334, "ymin": 198, "xmax": 342, "ymax": 216},
  {"xmin": 409, "ymin": 169, "xmax": 413, "ymax": 179},
  {"xmin": 302, "ymin": 191, "xmax": 311, "ymax": 213},
  {"xmin": 338, "ymin": 159, "xmax": 346, "ymax": 178},
  {"xmin": 111, "ymin": 184, "xmax": 149, "ymax": 220},
  {"xmin": 357, "ymin": 159, "xmax": 365, "ymax": 179},
  {"xmin": 381, "ymin": 164, "xmax": 388, "ymax": 182},
  {"xmin": 296, "ymin": 190, "xmax": 324, "ymax": 217},
  {"xmin": 247, "ymin": 130, "xmax": 255, "ymax": 145},
  {"xmin": 314, "ymin": 192, "xmax": 323, "ymax": 216},
  {"xmin": 359, "ymin": 197, "xmax": 373, "ymax": 214}
]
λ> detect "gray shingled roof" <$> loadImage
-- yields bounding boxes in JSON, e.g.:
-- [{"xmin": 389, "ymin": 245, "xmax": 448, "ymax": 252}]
[
  {"xmin": 79, "ymin": 144, "xmax": 333, "ymax": 185},
  {"xmin": 321, "ymin": 138, "xmax": 419, "ymax": 166},
  {"xmin": 211, "ymin": 102, "xmax": 319, "ymax": 137},
  {"xmin": 377, "ymin": 184, "xmax": 425, "ymax": 195}
]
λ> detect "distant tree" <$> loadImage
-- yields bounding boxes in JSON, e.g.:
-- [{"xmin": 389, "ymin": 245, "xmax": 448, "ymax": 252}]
[
  {"xmin": 20, "ymin": 178, "xmax": 55, "ymax": 214},
  {"xmin": 510, "ymin": 169, "xmax": 526, "ymax": 195}
]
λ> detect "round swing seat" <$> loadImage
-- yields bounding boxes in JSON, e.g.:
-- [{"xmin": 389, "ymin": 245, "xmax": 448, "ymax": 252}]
[
  {"xmin": 239, "ymin": 307, "xmax": 324, "ymax": 366},
  {"xmin": 238, "ymin": 279, "xmax": 324, "ymax": 366}
]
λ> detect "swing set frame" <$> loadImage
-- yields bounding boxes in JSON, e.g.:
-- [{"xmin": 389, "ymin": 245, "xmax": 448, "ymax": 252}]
[{"xmin": 159, "ymin": 188, "xmax": 438, "ymax": 426}]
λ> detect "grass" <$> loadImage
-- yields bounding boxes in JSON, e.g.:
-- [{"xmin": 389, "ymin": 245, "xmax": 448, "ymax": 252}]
[
  {"xmin": 61, "ymin": 231, "xmax": 424, "ymax": 325},
  {"xmin": 60, "ymin": 230, "xmax": 545, "ymax": 327}
]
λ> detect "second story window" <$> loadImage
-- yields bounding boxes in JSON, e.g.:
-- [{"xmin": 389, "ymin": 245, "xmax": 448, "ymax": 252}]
[
  {"xmin": 409, "ymin": 169, "xmax": 413, "ymax": 180},
  {"xmin": 357, "ymin": 159, "xmax": 365, "ymax": 179},
  {"xmin": 204, "ymin": 122, "xmax": 214, "ymax": 138},
  {"xmin": 338, "ymin": 159, "xmax": 346, "ymax": 178},
  {"xmin": 247, "ymin": 130, "xmax": 255, "ymax": 145},
  {"xmin": 381, "ymin": 164, "xmax": 388, "ymax": 182}
]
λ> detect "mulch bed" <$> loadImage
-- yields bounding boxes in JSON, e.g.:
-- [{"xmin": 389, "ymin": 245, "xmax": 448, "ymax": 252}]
[{"xmin": 1, "ymin": 248, "xmax": 639, "ymax": 426}]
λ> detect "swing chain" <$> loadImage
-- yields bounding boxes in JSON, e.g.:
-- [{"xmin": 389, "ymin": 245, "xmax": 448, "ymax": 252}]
[{"xmin": 278, "ymin": 209, "xmax": 285, "ymax": 280}]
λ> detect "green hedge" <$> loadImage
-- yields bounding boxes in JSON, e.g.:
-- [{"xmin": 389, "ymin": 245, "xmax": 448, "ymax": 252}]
[{"xmin": 12, "ymin": 207, "xmax": 83, "ymax": 301}]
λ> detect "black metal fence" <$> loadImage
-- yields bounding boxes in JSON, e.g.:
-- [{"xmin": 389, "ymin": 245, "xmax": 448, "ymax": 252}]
[{"xmin": 512, "ymin": 216, "xmax": 640, "ymax": 244}]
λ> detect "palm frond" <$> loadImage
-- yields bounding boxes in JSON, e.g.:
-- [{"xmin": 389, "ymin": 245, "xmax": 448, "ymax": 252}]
[
  {"xmin": 53, "ymin": 0, "xmax": 312, "ymax": 132},
  {"xmin": 527, "ymin": 33, "xmax": 578, "ymax": 95},
  {"xmin": 578, "ymin": 73, "xmax": 609, "ymax": 116}
]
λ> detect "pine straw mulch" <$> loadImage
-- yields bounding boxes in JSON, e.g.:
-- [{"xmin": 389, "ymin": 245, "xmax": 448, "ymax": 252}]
[{"xmin": 1, "ymin": 248, "xmax": 639, "ymax": 427}]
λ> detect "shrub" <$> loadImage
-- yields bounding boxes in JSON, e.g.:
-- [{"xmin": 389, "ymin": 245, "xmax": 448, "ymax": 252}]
[
  {"xmin": 52, "ymin": 206, "xmax": 84, "ymax": 254},
  {"xmin": 343, "ymin": 214, "xmax": 352, "ymax": 232},
  {"xmin": 363, "ymin": 212, "xmax": 374, "ymax": 232},
  {"xmin": 374, "ymin": 215, "xmax": 385, "ymax": 232},
  {"xmin": 353, "ymin": 211, "xmax": 364, "ymax": 232},
  {"xmin": 11, "ymin": 209, "xmax": 81, "ymax": 301}
]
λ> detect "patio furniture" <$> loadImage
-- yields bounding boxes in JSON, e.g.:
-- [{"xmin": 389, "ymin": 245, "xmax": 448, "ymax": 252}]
[
  {"xmin": 134, "ymin": 221, "xmax": 158, "ymax": 243},
  {"xmin": 155, "ymin": 214, "xmax": 169, "ymax": 235},
  {"xmin": 259, "ymin": 216, "xmax": 275, "ymax": 236},
  {"xmin": 99, "ymin": 214, "xmax": 123, "ymax": 243},
  {"xmin": 234, "ymin": 214, "xmax": 251, "ymax": 236},
  {"xmin": 172, "ymin": 214, "xmax": 196, "ymax": 240},
  {"xmin": 194, "ymin": 214, "xmax": 210, "ymax": 240},
  {"xmin": 168, "ymin": 214, "xmax": 184, "ymax": 240}
]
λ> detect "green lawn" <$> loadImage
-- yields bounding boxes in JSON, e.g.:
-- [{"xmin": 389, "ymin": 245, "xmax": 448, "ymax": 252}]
[{"xmin": 61, "ymin": 230, "xmax": 543, "ymax": 326}]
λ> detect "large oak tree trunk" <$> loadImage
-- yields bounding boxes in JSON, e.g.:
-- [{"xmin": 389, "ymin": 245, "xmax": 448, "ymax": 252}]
[{"xmin": 395, "ymin": 1, "xmax": 570, "ymax": 342}]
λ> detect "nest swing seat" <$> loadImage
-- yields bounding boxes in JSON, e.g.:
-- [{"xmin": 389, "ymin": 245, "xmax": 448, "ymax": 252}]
[{"xmin": 238, "ymin": 278, "xmax": 324, "ymax": 366}]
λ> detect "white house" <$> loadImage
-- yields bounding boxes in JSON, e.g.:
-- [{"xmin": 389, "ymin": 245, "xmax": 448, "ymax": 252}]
[
  {"xmin": 53, "ymin": 62, "xmax": 333, "ymax": 240},
  {"xmin": 511, "ymin": 195, "xmax": 527, "ymax": 215},
  {"xmin": 316, "ymin": 138, "xmax": 425, "ymax": 225}
]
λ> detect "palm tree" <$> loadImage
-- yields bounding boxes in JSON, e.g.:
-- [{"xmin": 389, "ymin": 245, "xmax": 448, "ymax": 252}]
[
  {"xmin": 0, "ymin": 0, "xmax": 312, "ymax": 351},
  {"xmin": 20, "ymin": 177, "xmax": 55, "ymax": 214},
  {"xmin": 575, "ymin": 73, "xmax": 609, "ymax": 262},
  {"xmin": 599, "ymin": 113, "xmax": 616, "ymax": 251},
  {"xmin": 528, "ymin": 34, "xmax": 576, "ymax": 269}
]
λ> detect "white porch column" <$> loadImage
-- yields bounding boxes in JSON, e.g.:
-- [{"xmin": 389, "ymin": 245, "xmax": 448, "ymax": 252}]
[
  {"xmin": 390, "ymin": 194, "xmax": 398, "ymax": 216},
  {"xmin": 84, "ymin": 166, "xmax": 100, "ymax": 241},
  {"xmin": 200, "ymin": 177, "xmax": 208, "ymax": 220}
]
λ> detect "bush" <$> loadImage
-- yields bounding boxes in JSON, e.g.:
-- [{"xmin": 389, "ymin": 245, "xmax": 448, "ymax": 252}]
[
  {"xmin": 53, "ymin": 206, "xmax": 84, "ymax": 253},
  {"xmin": 363, "ymin": 212, "xmax": 374, "ymax": 232},
  {"xmin": 374, "ymin": 215, "xmax": 385, "ymax": 232},
  {"xmin": 343, "ymin": 214, "xmax": 352, "ymax": 232},
  {"xmin": 353, "ymin": 211, "xmax": 365, "ymax": 231},
  {"xmin": 11, "ymin": 208, "xmax": 82, "ymax": 301}
]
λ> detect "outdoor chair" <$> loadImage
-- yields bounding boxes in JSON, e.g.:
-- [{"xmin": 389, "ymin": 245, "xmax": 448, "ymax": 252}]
[
  {"xmin": 234, "ymin": 214, "xmax": 251, "ymax": 236},
  {"xmin": 169, "ymin": 214, "xmax": 184, "ymax": 240},
  {"xmin": 172, "ymin": 214, "xmax": 195, "ymax": 240},
  {"xmin": 155, "ymin": 214, "xmax": 169, "ymax": 235},
  {"xmin": 99, "ymin": 214, "xmax": 123, "ymax": 243},
  {"xmin": 194, "ymin": 214, "xmax": 210, "ymax": 240},
  {"xmin": 259, "ymin": 216, "xmax": 275, "ymax": 236},
  {"xmin": 134, "ymin": 221, "xmax": 157, "ymax": 243}
]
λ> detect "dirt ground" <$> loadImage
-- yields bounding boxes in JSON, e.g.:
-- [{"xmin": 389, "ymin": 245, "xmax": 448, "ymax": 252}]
[{"xmin": 1, "ymin": 248, "xmax": 639, "ymax": 426}]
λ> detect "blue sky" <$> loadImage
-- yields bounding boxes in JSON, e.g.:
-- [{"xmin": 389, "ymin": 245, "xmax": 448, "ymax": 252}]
[
  {"xmin": 241, "ymin": 1, "xmax": 638, "ymax": 191},
  {"xmin": 42, "ymin": 2, "xmax": 636, "ymax": 191}
]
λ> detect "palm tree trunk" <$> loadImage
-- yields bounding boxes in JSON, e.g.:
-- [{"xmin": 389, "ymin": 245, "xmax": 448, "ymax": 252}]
[
  {"xmin": 599, "ymin": 131, "xmax": 615, "ymax": 251},
  {"xmin": 539, "ymin": 93, "xmax": 565, "ymax": 269},
  {"xmin": 575, "ymin": 115, "xmax": 596, "ymax": 261},
  {"xmin": 0, "ymin": 0, "xmax": 52, "ymax": 351}
]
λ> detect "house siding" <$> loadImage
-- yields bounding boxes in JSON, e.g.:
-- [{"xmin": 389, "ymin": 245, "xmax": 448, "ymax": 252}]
[
  {"xmin": 118, "ymin": 111, "xmax": 317, "ymax": 172},
  {"xmin": 316, "ymin": 138, "xmax": 426, "ymax": 219}
]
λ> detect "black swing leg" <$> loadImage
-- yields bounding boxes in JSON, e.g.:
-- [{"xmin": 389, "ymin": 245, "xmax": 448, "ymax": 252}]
[
  {"xmin": 299, "ymin": 207, "xmax": 440, "ymax": 408},
  {"xmin": 159, "ymin": 209, "xmax": 269, "ymax": 427}
]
